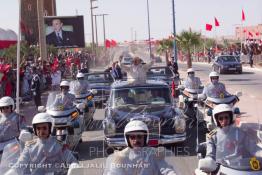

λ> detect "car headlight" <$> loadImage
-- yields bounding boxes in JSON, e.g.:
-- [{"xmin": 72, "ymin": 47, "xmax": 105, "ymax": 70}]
[
  {"xmin": 174, "ymin": 117, "xmax": 186, "ymax": 133},
  {"xmin": 103, "ymin": 118, "xmax": 116, "ymax": 135}
]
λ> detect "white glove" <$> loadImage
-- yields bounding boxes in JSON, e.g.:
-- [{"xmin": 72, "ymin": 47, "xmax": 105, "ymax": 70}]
[
  {"xmin": 19, "ymin": 129, "xmax": 33, "ymax": 143},
  {"xmin": 198, "ymin": 157, "xmax": 217, "ymax": 172}
]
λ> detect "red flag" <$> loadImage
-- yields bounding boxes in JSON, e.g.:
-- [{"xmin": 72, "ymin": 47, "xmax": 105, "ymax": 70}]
[
  {"xmin": 105, "ymin": 39, "xmax": 111, "ymax": 48},
  {"xmin": 248, "ymin": 31, "xmax": 253, "ymax": 37},
  {"xmin": 206, "ymin": 24, "xmax": 212, "ymax": 31},
  {"xmin": 243, "ymin": 29, "xmax": 247, "ymax": 33},
  {"xmin": 111, "ymin": 40, "xmax": 117, "ymax": 47},
  {"xmin": 214, "ymin": 17, "xmax": 220, "ymax": 27},
  {"xmin": 255, "ymin": 32, "xmax": 260, "ymax": 36},
  {"xmin": 242, "ymin": 9, "xmax": 245, "ymax": 21}
]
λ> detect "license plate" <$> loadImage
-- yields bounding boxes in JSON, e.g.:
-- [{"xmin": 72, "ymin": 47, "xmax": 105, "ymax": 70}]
[
  {"xmin": 229, "ymin": 68, "xmax": 236, "ymax": 70},
  {"xmin": 148, "ymin": 139, "xmax": 159, "ymax": 146}
]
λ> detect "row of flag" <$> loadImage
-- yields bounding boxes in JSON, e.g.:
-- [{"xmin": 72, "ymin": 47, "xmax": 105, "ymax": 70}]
[
  {"xmin": 205, "ymin": 9, "xmax": 246, "ymax": 31},
  {"xmin": 105, "ymin": 39, "xmax": 117, "ymax": 48}
]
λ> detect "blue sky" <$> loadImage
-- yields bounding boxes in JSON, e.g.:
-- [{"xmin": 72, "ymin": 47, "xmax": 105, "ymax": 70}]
[{"xmin": 0, "ymin": 0, "xmax": 261, "ymax": 43}]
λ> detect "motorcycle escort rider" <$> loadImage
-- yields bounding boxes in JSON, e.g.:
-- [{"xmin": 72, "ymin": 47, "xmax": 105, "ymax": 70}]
[
  {"xmin": 0, "ymin": 97, "xmax": 26, "ymax": 155},
  {"xmin": 104, "ymin": 120, "xmax": 178, "ymax": 175},
  {"xmin": 70, "ymin": 72, "xmax": 90, "ymax": 96},
  {"xmin": 53, "ymin": 80, "xmax": 76, "ymax": 109},
  {"xmin": 202, "ymin": 71, "xmax": 230, "ymax": 99},
  {"xmin": 198, "ymin": 104, "xmax": 262, "ymax": 173},
  {"xmin": 6, "ymin": 112, "xmax": 79, "ymax": 175},
  {"xmin": 183, "ymin": 68, "xmax": 202, "ymax": 90}
]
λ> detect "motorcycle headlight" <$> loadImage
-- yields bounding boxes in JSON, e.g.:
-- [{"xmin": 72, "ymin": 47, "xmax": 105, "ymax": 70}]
[{"xmin": 174, "ymin": 117, "xmax": 186, "ymax": 133}]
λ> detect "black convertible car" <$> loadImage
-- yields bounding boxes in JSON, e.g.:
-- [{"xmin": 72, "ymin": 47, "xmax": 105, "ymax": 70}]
[{"xmin": 103, "ymin": 80, "xmax": 186, "ymax": 149}]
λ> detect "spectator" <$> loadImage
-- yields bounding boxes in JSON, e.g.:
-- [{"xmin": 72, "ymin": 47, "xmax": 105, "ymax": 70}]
[
  {"xmin": 31, "ymin": 67, "xmax": 42, "ymax": 109},
  {"xmin": 51, "ymin": 69, "xmax": 61, "ymax": 91}
]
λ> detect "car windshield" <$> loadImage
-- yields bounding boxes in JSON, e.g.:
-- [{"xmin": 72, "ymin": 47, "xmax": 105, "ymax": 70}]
[
  {"xmin": 147, "ymin": 68, "xmax": 172, "ymax": 77},
  {"xmin": 219, "ymin": 56, "xmax": 238, "ymax": 62},
  {"xmin": 123, "ymin": 57, "xmax": 133, "ymax": 62},
  {"xmin": 85, "ymin": 73, "xmax": 113, "ymax": 83},
  {"xmin": 112, "ymin": 86, "xmax": 171, "ymax": 106}
]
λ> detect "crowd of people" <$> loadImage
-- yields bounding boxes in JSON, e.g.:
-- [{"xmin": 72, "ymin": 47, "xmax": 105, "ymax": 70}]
[{"xmin": 0, "ymin": 50, "xmax": 92, "ymax": 109}]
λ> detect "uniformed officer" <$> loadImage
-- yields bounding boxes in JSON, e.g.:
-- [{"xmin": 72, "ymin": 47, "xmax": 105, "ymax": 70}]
[
  {"xmin": 104, "ymin": 120, "xmax": 177, "ymax": 175},
  {"xmin": 199, "ymin": 104, "xmax": 262, "ymax": 173},
  {"xmin": 7, "ymin": 113, "xmax": 79, "ymax": 175},
  {"xmin": 184, "ymin": 68, "xmax": 202, "ymax": 90},
  {"xmin": 70, "ymin": 72, "xmax": 90, "ymax": 97},
  {"xmin": 202, "ymin": 71, "xmax": 230, "ymax": 99},
  {"xmin": 53, "ymin": 80, "xmax": 75, "ymax": 110},
  {"xmin": 0, "ymin": 96, "xmax": 26, "ymax": 144}
]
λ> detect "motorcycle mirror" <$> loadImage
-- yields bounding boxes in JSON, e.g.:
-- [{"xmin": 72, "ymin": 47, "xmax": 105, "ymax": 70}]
[
  {"xmin": 91, "ymin": 89, "xmax": 97, "ymax": 95},
  {"xmin": 76, "ymin": 103, "xmax": 85, "ymax": 110},
  {"xmin": 38, "ymin": 106, "xmax": 46, "ymax": 112},
  {"xmin": 235, "ymin": 91, "xmax": 242, "ymax": 97}
]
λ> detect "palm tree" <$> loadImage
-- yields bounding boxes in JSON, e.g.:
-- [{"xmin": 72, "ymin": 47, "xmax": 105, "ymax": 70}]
[
  {"xmin": 176, "ymin": 30, "xmax": 201, "ymax": 68},
  {"xmin": 156, "ymin": 39, "xmax": 173, "ymax": 64}
]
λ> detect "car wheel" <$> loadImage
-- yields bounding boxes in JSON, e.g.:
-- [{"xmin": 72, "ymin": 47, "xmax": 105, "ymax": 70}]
[{"xmin": 104, "ymin": 140, "xmax": 114, "ymax": 156}]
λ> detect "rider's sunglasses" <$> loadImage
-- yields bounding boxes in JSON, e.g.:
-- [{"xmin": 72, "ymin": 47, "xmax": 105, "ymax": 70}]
[
  {"xmin": 217, "ymin": 115, "xmax": 230, "ymax": 121},
  {"xmin": 0, "ymin": 106, "xmax": 10, "ymax": 110},
  {"xmin": 129, "ymin": 134, "xmax": 144, "ymax": 140},
  {"xmin": 36, "ymin": 126, "xmax": 48, "ymax": 131}
]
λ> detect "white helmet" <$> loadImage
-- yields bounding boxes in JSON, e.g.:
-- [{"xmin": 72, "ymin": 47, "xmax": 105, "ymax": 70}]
[
  {"xmin": 187, "ymin": 68, "xmax": 195, "ymax": 73},
  {"xmin": 209, "ymin": 71, "xmax": 219, "ymax": 78},
  {"xmin": 0, "ymin": 96, "xmax": 15, "ymax": 110},
  {"xmin": 32, "ymin": 113, "xmax": 53, "ymax": 135},
  {"xmin": 124, "ymin": 120, "xmax": 149, "ymax": 147},
  {"xmin": 76, "ymin": 72, "xmax": 85, "ymax": 78},
  {"xmin": 212, "ymin": 104, "xmax": 234, "ymax": 127},
  {"xmin": 60, "ymin": 80, "xmax": 70, "ymax": 87}
]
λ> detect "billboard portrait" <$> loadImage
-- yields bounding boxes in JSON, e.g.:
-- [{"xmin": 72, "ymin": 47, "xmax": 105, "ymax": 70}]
[{"xmin": 44, "ymin": 16, "xmax": 85, "ymax": 48}]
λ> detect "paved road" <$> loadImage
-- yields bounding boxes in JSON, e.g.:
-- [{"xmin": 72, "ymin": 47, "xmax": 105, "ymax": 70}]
[{"xmin": 18, "ymin": 57, "xmax": 262, "ymax": 175}]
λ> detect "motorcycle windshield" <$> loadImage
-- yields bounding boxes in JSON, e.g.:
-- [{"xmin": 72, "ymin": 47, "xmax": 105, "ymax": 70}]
[
  {"xmin": 216, "ymin": 124, "xmax": 262, "ymax": 171},
  {"xmin": 0, "ymin": 139, "xmax": 22, "ymax": 175},
  {"xmin": 46, "ymin": 91, "xmax": 75, "ymax": 111}
]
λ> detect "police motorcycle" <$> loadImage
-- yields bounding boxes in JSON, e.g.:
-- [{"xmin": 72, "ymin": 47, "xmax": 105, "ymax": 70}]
[
  {"xmin": 197, "ymin": 91, "xmax": 242, "ymax": 131},
  {"xmin": 39, "ymin": 91, "xmax": 83, "ymax": 150},
  {"xmin": 195, "ymin": 122, "xmax": 262, "ymax": 175},
  {"xmin": 70, "ymin": 78, "xmax": 96, "ymax": 130},
  {"xmin": 0, "ymin": 130, "xmax": 33, "ymax": 174},
  {"xmin": 178, "ymin": 84, "xmax": 203, "ymax": 122}
]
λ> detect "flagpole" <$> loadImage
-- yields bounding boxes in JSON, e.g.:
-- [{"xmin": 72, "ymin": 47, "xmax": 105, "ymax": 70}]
[
  {"xmin": 240, "ymin": 21, "xmax": 243, "ymax": 55},
  {"xmin": 16, "ymin": 0, "xmax": 21, "ymax": 113}
]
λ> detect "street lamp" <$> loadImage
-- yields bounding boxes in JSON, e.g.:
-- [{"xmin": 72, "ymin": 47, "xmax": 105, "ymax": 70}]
[
  {"xmin": 172, "ymin": 0, "xmax": 178, "ymax": 63},
  {"xmin": 94, "ymin": 14, "xmax": 109, "ymax": 47},
  {"xmin": 146, "ymin": 0, "xmax": 152, "ymax": 59},
  {"xmin": 90, "ymin": 0, "xmax": 98, "ymax": 53}
]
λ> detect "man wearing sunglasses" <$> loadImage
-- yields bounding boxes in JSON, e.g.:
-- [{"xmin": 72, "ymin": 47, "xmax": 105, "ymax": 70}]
[
  {"xmin": 202, "ymin": 71, "xmax": 230, "ymax": 99},
  {"xmin": 53, "ymin": 80, "xmax": 75, "ymax": 110},
  {"xmin": 184, "ymin": 68, "xmax": 202, "ymax": 90},
  {"xmin": 0, "ymin": 96, "xmax": 26, "ymax": 151},
  {"xmin": 6, "ymin": 112, "xmax": 79, "ymax": 175},
  {"xmin": 104, "ymin": 120, "xmax": 177, "ymax": 175},
  {"xmin": 198, "ymin": 104, "xmax": 262, "ymax": 173}
]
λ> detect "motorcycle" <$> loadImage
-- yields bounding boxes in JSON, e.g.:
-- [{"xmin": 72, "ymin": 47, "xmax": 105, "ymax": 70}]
[
  {"xmin": 39, "ymin": 91, "xmax": 83, "ymax": 150},
  {"xmin": 178, "ymin": 85, "xmax": 204, "ymax": 124},
  {"xmin": 197, "ymin": 91, "xmax": 242, "ymax": 131},
  {"xmin": 70, "ymin": 81, "xmax": 96, "ymax": 130},
  {"xmin": 195, "ymin": 122, "xmax": 262, "ymax": 175},
  {"xmin": 0, "ymin": 130, "xmax": 32, "ymax": 174}
]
